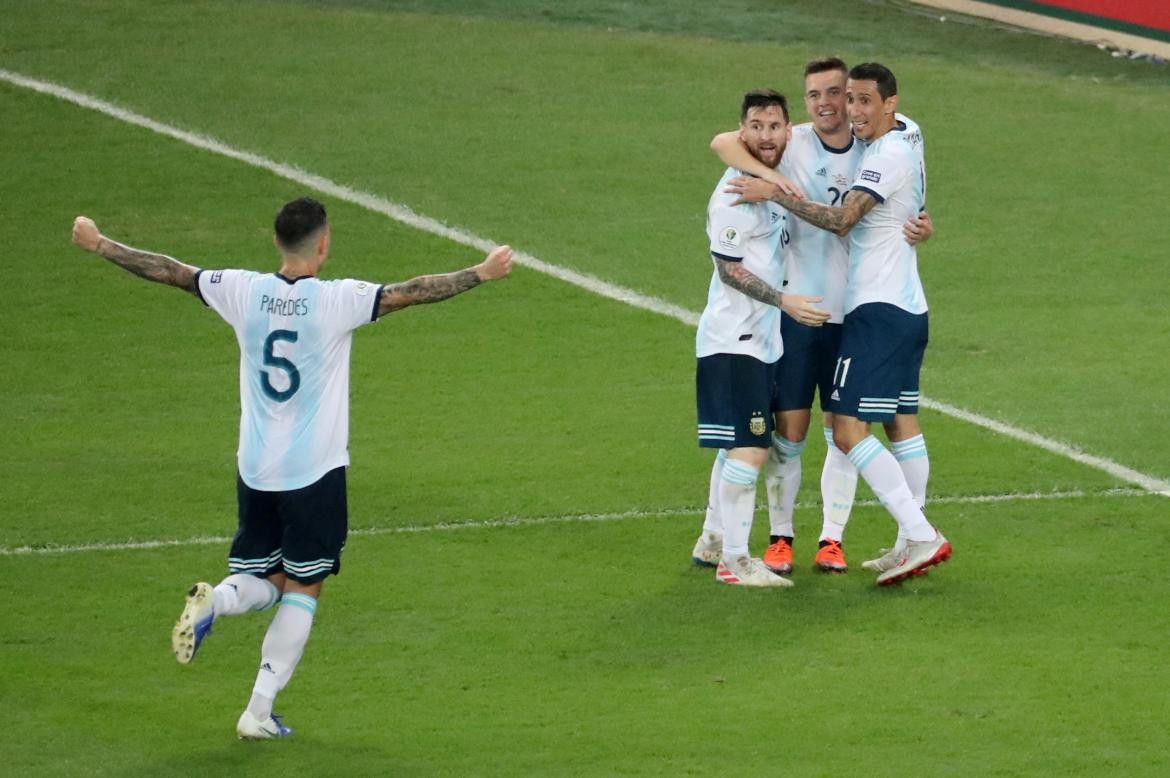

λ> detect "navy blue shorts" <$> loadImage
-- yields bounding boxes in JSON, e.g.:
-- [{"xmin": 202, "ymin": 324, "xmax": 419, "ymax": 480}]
[
  {"xmin": 229, "ymin": 466, "xmax": 348, "ymax": 584},
  {"xmin": 696, "ymin": 353, "xmax": 778, "ymax": 448},
  {"xmin": 775, "ymin": 312, "xmax": 843, "ymax": 413},
  {"xmin": 829, "ymin": 303, "xmax": 928, "ymax": 422}
]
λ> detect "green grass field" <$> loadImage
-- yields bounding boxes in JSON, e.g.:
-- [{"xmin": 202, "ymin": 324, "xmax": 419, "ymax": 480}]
[{"xmin": 2, "ymin": 1, "xmax": 1169, "ymax": 774}]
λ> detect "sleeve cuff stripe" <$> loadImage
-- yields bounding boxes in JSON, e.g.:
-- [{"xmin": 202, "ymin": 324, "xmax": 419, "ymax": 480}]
[
  {"xmin": 711, "ymin": 251, "xmax": 744, "ymax": 262},
  {"xmin": 370, "ymin": 284, "xmax": 384, "ymax": 321},
  {"xmin": 850, "ymin": 185, "xmax": 885, "ymax": 204},
  {"xmin": 193, "ymin": 269, "xmax": 209, "ymax": 307}
]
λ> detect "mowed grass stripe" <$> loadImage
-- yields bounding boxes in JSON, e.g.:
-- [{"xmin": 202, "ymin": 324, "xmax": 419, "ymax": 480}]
[
  {"xmin": 0, "ymin": 487, "xmax": 1150, "ymax": 557},
  {"xmin": 3, "ymin": 66, "xmax": 1167, "ymax": 497}
]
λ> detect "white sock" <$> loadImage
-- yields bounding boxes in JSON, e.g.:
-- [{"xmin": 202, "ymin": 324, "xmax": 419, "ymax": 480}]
[
  {"xmin": 702, "ymin": 450, "xmax": 728, "ymax": 536},
  {"xmin": 819, "ymin": 427, "xmax": 858, "ymax": 542},
  {"xmin": 246, "ymin": 592, "xmax": 317, "ymax": 719},
  {"xmin": 718, "ymin": 458, "xmax": 760, "ymax": 558},
  {"xmin": 213, "ymin": 574, "xmax": 280, "ymax": 617},
  {"xmin": 847, "ymin": 435, "xmax": 934, "ymax": 542},
  {"xmin": 765, "ymin": 434, "xmax": 804, "ymax": 538},
  {"xmin": 892, "ymin": 434, "xmax": 930, "ymax": 510}
]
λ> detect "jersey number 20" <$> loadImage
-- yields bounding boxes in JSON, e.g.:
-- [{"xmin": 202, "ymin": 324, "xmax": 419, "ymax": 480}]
[{"xmin": 261, "ymin": 330, "xmax": 300, "ymax": 402}]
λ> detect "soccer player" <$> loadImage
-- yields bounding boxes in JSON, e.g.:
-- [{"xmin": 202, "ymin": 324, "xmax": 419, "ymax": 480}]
[
  {"xmin": 708, "ymin": 58, "xmax": 933, "ymax": 576},
  {"xmin": 691, "ymin": 89, "xmax": 830, "ymax": 588},
  {"xmin": 70, "ymin": 198, "xmax": 513, "ymax": 736},
  {"xmin": 725, "ymin": 63, "xmax": 951, "ymax": 585}
]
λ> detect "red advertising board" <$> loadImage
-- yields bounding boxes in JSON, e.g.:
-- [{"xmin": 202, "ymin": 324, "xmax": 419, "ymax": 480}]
[{"xmin": 1010, "ymin": 1, "xmax": 1170, "ymax": 33}]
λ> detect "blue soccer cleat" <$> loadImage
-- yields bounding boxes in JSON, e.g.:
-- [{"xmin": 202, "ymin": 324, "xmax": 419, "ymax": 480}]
[{"xmin": 172, "ymin": 582, "xmax": 215, "ymax": 664}]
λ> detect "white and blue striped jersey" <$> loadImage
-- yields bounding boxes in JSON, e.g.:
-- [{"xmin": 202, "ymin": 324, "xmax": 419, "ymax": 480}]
[
  {"xmin": 778, "ymin": 124, "xmax": 863, "ymax": 324},
  {"xmin": 697, "ymin": 166, "xmax": 789, "ymax": 363},
  {"xmin": 845, "ymin": 115, "xmax": 928, "ymax": 315},
  {"xmin": 196, "ymin": 269, "xmax": 382, "ymax": 491}
]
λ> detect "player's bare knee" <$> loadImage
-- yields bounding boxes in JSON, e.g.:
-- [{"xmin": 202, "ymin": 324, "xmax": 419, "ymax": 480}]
[
  {"xmin": 774, "ymin": 409, "xmax": 811, "ymax": 442},
  {"xmin": 728, "ymin": 446, "xmax": 768, "ymax": 469}
]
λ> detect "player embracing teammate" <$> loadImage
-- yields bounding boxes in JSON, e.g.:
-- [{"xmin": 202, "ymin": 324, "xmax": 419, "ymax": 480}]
[{"xmin": 695, "ymin": 60, "xmax": 952, "ymax": 586}]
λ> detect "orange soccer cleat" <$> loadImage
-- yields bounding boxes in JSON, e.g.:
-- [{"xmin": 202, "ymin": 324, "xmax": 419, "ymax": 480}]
[
  {"xmin": 763, "ymin": 537, "xmax": 793, "ymax": 575},
  {"xmin": 814, "ymin": 539, "xmax": 848, "ymax": 573}
]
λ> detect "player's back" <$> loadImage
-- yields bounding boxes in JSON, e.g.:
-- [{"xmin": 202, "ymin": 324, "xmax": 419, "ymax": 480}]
[{"xmin": 197, "ymin": 269, "xmax": 381, "ymax": 491}]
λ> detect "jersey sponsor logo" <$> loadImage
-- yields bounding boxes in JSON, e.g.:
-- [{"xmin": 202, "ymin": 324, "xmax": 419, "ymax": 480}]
[
  {"xmin": 770, "ymin": 210, "xmax": 781, "ymax": 223},
  {"xmin": 830, "ymin": 389, "xmax": 840, "ymax": 401},
  {"xmin": 834, "ymin": 174, "xmax": 850, "ymax": 188},
  {"xmin": 719, "ymin": 226, "xmax": 741, "ymax": 250},
  {"xmin": 210, "ymin": 270, "xmax": 224, "ymax": 284},
  {"xmin": 814, "ymin": 166, "xmax": 828, "ymax": 178},
  {"xmin": 860, "ymin": 169, "xmax": 881, "ymax": 184},
  {"xmin": 749, "ymin": 412, "xmax": 766, "ymax": 436}
]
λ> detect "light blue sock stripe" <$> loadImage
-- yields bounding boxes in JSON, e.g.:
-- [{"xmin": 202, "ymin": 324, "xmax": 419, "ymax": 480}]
[
  {"xmin": 716, "ymin": 449, "xmax": 728, "ymax": 465},
  {"xmin": 891, "ymin": 435, "xmax": 925, "ymax": 451},
  {"xmin": 281, "ymin": 592, "xmax": 317, "ymax": 616},
  {"xmin": 721, "ymin": 460, "xmax": 759, "ymax": 486},
  {"xmin": 772, "ymin": 435, "xmax": 806, "ymax": 458},
  {"xmin": 822, "ymin": 426, "xmax": 834, "ymax": 447},
  {"xmin": 892, "ymin": 435, "xmax": 928, "ymax": 461},
  {"xmin": 847, "ymin": 435, "xmax": 885, "ymax": 471},
  {"xmin": 262, "ymin": 580, "xmax": 281, "ymax": 611}
]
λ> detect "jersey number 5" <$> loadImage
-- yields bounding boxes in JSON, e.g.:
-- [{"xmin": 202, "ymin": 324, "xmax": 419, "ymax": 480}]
[{"xmin": 261, "ymin": 330, "xmax": 300, "ymax": 402}]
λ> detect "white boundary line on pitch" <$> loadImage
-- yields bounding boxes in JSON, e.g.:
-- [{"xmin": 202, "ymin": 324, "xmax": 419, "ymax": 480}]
[
  {"xmin": 0, "ymin": 488, "xmax": 1153, "ymax": 557},
  {"xmin": 3, "ymin": 68, "xmax": 1169, "ymax": 497}
]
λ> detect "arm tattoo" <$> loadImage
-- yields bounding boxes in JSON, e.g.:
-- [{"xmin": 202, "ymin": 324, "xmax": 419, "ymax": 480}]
[
  {"xmin": 772, "ymin": 190, "xmax": 877, "ymax": 236},
  {"xmin": 715, "ymin": 259, "xmax": 781, "ymax": 308},
  {"xmin": 96, "ymin": 237, "xmax": 199, "ymax": 296},
  {"xmin": 379, "ymin": 268, "xmax": 481, "ymax": 315}
]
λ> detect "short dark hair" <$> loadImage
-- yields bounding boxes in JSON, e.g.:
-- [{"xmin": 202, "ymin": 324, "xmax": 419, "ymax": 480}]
[
  {"xmin": 274, "ymin": 197, "xmax": 328, "ymax": 250},
  {"xmin": 848, "ymin": 62, "xmax": 897, "ymax": 100},
  {"xmin": 804, "ymin": 57, "xmax": 848, "ymax": 79},
  {"xmin": 740, "ymin": 89, "xmax": 789, "ymax": 122}
]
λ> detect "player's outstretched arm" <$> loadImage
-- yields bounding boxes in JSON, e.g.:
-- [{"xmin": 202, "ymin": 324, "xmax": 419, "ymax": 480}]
[
  {"xmin": 72, "ymin": 216, "xmax": 200, "ymax": 297},
  {"xmin": 378, "ymin": 245, "xmax": 513, "ymax": 317},
  {"xmin": 714, "ymin": 258, "xmax": 830, "ymax": 327},
  {"xmin": 903, "ymin": 210, "xmax": 933, "ymax": 245},
  {"xmin": 724, "ymin": 178, "xmax": 877, "ymax": 236},
  {"xmin": 709, "ymin": 132, "xmax": 805, "ymax": 200}
]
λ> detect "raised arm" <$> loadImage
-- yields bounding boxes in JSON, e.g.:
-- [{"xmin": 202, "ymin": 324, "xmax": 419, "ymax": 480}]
[
  {"xmin": 709, "ymin": 132, "xmax": 805, "ymax": 199},
  {"xmin": 72, "ymin": 216, "xmax": 200, "ymax": 297},
  {"xmin": 723, "ymin": 178, "xmax": 877, "ymax": 236},
  {"xmin": 714, "ymin": 258, "xmax": 830, "ymax": 327},
  {"xmin": 378, "ymin": 245, "xmax": 513, "ymax": 317}
]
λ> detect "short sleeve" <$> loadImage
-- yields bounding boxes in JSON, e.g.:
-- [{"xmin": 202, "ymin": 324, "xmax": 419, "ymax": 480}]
[
  {"xmin": 322, "ymin": 278, "xmax": 384, "ymax": 332},
  {"xmin": 196, "ymin": 269, "xmax": 252, "ymax": 328},
  {"xmin": 708, "ymin": 203, "xmax": 757, "ymax": 263},
  {"xmin": 850, "ymin": 145, "xmax": 910, "ymax": 204}
]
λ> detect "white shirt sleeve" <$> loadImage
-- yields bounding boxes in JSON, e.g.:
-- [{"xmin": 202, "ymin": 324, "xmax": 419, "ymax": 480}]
[
  {"xmin": 850, "ymin": 145, "xmax": 911, "ymax": 204},
  {"xmin": 708, "ymin": 203, "xmax": 758, "ymax": 262},
  {"xmin": 196, "ymin": 269, "xmax": 253, "ymax": 328},
  {"xmin": 321, "ymin": 278, "xmax": 384, "ymax": 332}
]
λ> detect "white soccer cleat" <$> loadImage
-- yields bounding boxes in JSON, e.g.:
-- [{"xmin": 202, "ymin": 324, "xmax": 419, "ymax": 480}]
[
  {"xmin": 875, "ymin": 532, "xmax": 952, "ymax": 586},
  {"xmin": 172, "ymin": 582, "xmax": 215, "ymax": 664},
  {"xmin": 692, "ymin": 532, "xmax": 723, "ymax": 567},
  {"xmin": 237, "ymin": 710, "xmax": 294, "ymax": 739},
  {"xmin": 861, "ymin": 543, "xmax": 906, "ymax": 572},
  {"xmin": 715, "ymin": 554, "xmax": 794, "ymax": 588}
]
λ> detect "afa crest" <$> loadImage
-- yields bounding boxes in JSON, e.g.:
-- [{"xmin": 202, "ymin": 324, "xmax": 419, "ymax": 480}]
[{"xmin": 749, "ymin": 412, "xmax": 766, "ymax": 436}]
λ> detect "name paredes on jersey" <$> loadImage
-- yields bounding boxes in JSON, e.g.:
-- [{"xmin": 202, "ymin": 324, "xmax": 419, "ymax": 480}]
[{"xmin": 259, "ymin": 294, "xmax": 310, "ymax": 316}]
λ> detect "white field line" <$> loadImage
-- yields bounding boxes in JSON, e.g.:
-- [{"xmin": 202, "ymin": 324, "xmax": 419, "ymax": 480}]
[
  {"xmin": 3, "ymin": 68, "xmax": 1169, "ymax": 497},
  {"xmin": 0, "ymin": 488, "xmax": 1152, "ymax": 557}
]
